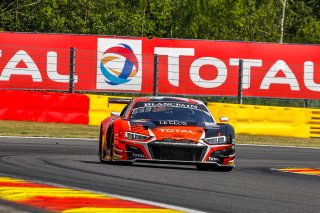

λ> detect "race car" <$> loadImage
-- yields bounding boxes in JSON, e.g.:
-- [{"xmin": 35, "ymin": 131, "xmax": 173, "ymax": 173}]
[{"xmin": 99, "ymin": 96, "xmax": 235, "ymax": 171}]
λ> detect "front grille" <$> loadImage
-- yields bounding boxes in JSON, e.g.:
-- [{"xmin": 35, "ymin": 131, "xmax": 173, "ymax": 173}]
[{"xmin": 148, "ymin": 142, "xmax": 206, "ymax": 161}]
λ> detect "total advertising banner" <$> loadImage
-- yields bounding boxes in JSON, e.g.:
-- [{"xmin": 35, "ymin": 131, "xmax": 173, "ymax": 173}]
[{"xmin": 0, "ymin": 32, "xmax": 320, "ymax": 99}]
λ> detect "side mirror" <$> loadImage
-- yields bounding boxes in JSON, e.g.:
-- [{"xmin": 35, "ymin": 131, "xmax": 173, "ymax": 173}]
[
  {"xmin": 219, "ymin": 116, "xmax": 229, "ymax": 123},
  {"xmin": 111, "ymin": 112, "xmax": 120, "ymax": 117}
]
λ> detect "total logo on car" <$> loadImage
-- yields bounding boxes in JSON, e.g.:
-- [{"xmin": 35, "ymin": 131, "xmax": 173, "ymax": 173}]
[{"xmin": 99, "ymin": 96, "xmax": 235, "ymax": 171}]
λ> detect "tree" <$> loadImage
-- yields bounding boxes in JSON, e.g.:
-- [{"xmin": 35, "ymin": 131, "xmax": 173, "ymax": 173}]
[{"xmin": 1, "ymin": 0, "xmax": 320, "ymax": 44}]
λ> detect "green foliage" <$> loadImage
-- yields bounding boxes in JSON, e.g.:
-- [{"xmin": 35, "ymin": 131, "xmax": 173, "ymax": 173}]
[{"xmin": 1, "ymin": 0, "xmax": 320, "ymax": 44}]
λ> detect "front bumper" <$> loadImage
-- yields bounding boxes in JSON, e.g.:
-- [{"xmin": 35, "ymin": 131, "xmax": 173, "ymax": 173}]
[{"xmin": 114, "ymin": 139, "xmax": 235, "ymax": 167}]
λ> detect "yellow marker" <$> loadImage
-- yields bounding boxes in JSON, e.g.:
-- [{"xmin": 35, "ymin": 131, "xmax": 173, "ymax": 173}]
[{"xmin": 0, "ymin": 187, "xmax": 109, "ymax": 201}]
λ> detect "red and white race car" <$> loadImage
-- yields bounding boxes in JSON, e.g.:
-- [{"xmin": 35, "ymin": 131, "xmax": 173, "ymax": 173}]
[{"xmin": 99, "ymin": 96, "xmax": 235, "ymax": 171}]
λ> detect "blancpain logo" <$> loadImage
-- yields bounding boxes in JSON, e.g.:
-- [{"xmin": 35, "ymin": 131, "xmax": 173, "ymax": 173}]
[
  {"xmin": 144, "ymin": 102, "xmax": 198, "ymax": 109},
  {"xmin": 158, "ymin": 129, "xmax": 196, "ymax": 134}
]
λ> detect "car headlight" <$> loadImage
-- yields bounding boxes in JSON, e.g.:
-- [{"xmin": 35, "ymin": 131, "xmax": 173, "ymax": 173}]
[
  {"xmin": 203, "ymin": 136, "xmax": 226, "ymax": 145},
  {"xmin": 125, "ymin": 132, "xmax": 150, "ymax": 141}
]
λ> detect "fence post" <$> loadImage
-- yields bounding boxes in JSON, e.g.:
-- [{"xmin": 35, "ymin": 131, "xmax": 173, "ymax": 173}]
[
  {"xmin": 153, "ymin": 54, "xmax": 159, "ymax": 96},
  {"xmin": 69, "ymin": 47, "xmax": 75, "ymax": 93},
  {"xmin": 238, "ymin": 59, "xmax": 243, "ymax": 104}
]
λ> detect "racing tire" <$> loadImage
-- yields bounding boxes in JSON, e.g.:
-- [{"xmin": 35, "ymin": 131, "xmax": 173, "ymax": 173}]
[
  {"xmin": 104, "ymin": 130, "xmax": 115, "ymax": 164},
  {"xmin": 99, "ymin": 128, "xmax": 114, "ymax": 164},
  {"xmin": 101, "ymin": 128, "xmax": 132, "ymax": 166},
  {"xmin": 108, "ymin": 131, "xmax": 133, "ymax": 166},
  {"xmin": 99, "ymin": 128, "xmax": 105, "ymax": 163}
]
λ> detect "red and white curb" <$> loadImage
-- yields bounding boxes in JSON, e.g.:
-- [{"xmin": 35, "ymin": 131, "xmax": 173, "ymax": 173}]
[
  {"xmin": 274, "ymin": 168, "xmax": 320, "ymax": 177},
  {"xmin": 0, "ymin": 176, "xmax": 203, "ymax": 213}
]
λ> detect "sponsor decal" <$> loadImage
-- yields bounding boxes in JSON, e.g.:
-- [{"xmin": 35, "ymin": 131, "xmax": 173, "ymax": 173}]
[
  {"xmin": 144, "ymin": 102, "xmax": 198, "ymax": 109},
  {"xmin": 0, "ymin": 50, "xmax": 77, "ymax": 83},
  {"xmin": 132, "ymin": 153, "xmax": 145, "ymax": 158},
  {"xmin": 131, "ymin": 107, "xmax": 152, "ymax": 115},
  {"xmin": 158, "ymin": 129, "xmax": 197, "ymax": 134},
  {"xmin": 155, "ymin": 45, "xmax": 320, "ymax": 98},
  {"xmin": 1, "ymin": 33, "xmax": 320, "ymax": 99},
  {"xmin": 97, "ymin": 38, "xmax": 142, "ymax": 91},
  {"xmin": 159, "ymin": 120, "xmax": 188, "ymax": 126},
  {"xmin": 153, "ymin": 141, "xmax": 200, "ymax": 146},
  {"xmin": 208, "ymin": 157, "xmax": 219, "ymax": 161}
]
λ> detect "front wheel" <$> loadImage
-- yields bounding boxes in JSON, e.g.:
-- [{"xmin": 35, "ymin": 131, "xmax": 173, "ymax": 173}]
[
  {"xmin": 99, "ymin": 128, "xmax": 114, "ymax": 163},
  {"xmin": 99, "ymin": 129, "xmax": 105, "ymax": 162},
  {"xmin": 104, "ymin": 130, "xmax": 115, "ymax": 163}
]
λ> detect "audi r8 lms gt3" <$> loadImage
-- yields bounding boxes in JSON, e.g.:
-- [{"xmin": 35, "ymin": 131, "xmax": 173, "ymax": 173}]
[{"xmin": 99, "ymin": 96, "xmax": 235, "ymax": 171}]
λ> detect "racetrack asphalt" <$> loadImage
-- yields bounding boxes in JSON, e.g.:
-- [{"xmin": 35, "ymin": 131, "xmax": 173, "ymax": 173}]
[{"xmin": 0, "ymin": 137, "xmax": 319, "ymax": 213}]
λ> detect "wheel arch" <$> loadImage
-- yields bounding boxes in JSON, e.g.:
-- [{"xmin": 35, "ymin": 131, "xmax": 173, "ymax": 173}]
[
  {"xmin": 106, "ymin": 124, "xmax": 114, "ymax": 150},
  {"xmin": 225, "ymin": 123, "xmax": 235, "ymax": 144}
]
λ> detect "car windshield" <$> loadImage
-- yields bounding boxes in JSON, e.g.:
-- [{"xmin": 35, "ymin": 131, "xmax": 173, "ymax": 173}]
[{"xmin": 130, "ymin": 101, "xmax": 214, "ymax": 123}]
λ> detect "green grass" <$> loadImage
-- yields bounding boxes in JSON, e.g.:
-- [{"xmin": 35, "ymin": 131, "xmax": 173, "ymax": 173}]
[
  {"xmin": 0, "ymin": 120, "xmax": 99, "ymax": 139},
  {"xmin": 0, "ymin": 120, "xmax": 319, "ymax": 148},
  {"xmin": 237, "ymin": 134, "xmax": 320, "ymax": 148}
]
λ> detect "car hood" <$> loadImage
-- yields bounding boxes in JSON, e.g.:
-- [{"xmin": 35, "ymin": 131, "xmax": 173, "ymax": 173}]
[
  {"xmin": 129, "ymin": 119, "xmax": 221, "ymax": 142},
  {"xmin": 129, "ymin": 119, "xmax": 219, "ymax": 128}
]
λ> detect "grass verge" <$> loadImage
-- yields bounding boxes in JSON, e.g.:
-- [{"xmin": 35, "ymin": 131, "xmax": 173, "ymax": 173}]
[
  {"xmin": 237, "ymin": 134, "xmax": 320, "ymax": 148},
  {"xmin": 0, "ymin": 120, "xmax": 99, "ymax": 139},
  {"xmin": 0, "ymin": 120, "xmax": 319, "ymax": 148}
]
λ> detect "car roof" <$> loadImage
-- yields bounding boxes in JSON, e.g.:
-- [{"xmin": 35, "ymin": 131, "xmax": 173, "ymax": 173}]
[{"xmin": 132, "ymin": 96, "xmax": 204, "ymax": 105}]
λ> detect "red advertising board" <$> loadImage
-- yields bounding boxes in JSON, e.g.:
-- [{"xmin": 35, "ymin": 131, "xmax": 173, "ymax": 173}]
[
  {"xmin": 0, "ymin": 32, "xmax": 320, "ymax": 99},
  {"xmin": 0, "ymin": 33, "xmax": 95, "ymax": 91},
  {"xmin": 0, "ymin": 90, "xmax": 89, "ymax": 124}
]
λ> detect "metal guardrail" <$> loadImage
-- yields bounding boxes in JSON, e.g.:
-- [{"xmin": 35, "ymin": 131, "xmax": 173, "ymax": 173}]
[{"xmin": 1, "ymin": 42, "xmax": 320, "ymax": 108}]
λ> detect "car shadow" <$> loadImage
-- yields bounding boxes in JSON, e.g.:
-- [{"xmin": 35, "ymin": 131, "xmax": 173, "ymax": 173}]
[
  {"xmin": 133, "ymin": 163, "xmax": 198, "ymax": 171},
  {"xmin": 80, "ymin": 160, "xmax": 232, "ymax": 172},
  {"xmin": 81, "ymin": 160, "xmax": 200, "ymax": 171}
]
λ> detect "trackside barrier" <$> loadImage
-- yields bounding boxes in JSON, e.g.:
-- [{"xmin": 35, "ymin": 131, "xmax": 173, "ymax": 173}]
[
  {"xmin": 0, "ymin": 90, "xmax": 89, "ymax": 124},
  {"xmin": 1, "ymin": 90, "xmax": 319, "ymax": 138},
  {"xmin": 207, "ymin": 103, "xmax": 312, "ymax": 138},
  {"xmin": 88, "ymin": 95, "xmax": 318, "ymax": 138},
  {"xmin": 87, "ymin": 95, "xmax": 128, "ymax": 126}
]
